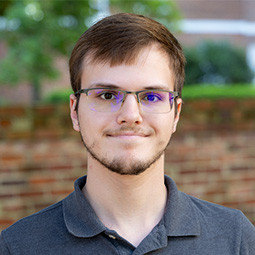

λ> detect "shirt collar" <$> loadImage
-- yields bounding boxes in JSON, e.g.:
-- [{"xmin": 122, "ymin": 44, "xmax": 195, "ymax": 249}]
[
  {"xmin": 63, "ymin": 175, "xmax": 200, "ymax": 238},
  {"xmin": 163, "ymin": 176, "xmax": 201, "ymax": 236},
  {"xmin": 63, "ymin": 176, "xmax": 106, "ymax": 238}
]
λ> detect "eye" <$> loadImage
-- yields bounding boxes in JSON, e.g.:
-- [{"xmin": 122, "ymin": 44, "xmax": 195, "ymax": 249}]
[
  {"xmin": 100, "ymin": 92, "xmax": 116, "ymax": 100},
  {"xmin": 96, "ymin": 90, "xmax": 120, "ymax": 100},
  {"xmin": 142, "ymin": 93, "xmax": 163, "ymax": 102}
]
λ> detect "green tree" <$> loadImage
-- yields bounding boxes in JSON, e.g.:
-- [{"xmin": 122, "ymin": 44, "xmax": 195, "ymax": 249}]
[
  {"xmin": 0, "ymin": 0, "xmax": 97, "ymax": 103},
  {"xmin": 110, "ymin": 0, "xmax": 181, "ymax": 31},
  {"xmin": 0, "ymin": 0, "xmax": 181, "ymax": 104}
]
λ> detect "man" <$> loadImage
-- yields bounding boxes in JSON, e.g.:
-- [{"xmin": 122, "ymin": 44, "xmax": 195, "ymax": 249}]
[{"xmin": 1, "ymin": 13, "xmax": 254, "ymax": 255}]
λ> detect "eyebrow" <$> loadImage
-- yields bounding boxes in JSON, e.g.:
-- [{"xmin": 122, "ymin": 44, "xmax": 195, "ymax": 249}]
[{"xmin": 88, "ymin": 83, "xmax": 170, "ymax": 91}]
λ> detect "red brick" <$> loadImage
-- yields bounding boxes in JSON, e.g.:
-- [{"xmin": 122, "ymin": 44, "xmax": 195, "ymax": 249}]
[
  {"xmin": 6, "ymin": 131, "xmax": 32, "ymax": 140},
  {"xmin": 180, "ymin": 168, "xmax": 221, "ymax": 175},
  {"xmin": 49, "ymin": 165, "xmax": 73, "ymax": 171},
  {"xmin": 34, "ymin": 105, "xmax": 55, "ymax": 115},
  {"xmin": 217, "ymin": 99, "xmax": 238, "ymax": 109},
  {"xmin": 229, "ymin": 176, "xmax": 255, "ymax": 183},
  {"xmin": 241, "ymin": 176, "xmax": 255, "ymax": 182},
  {"xmin": 190, "ymin": 100, "xmax": 213, "ymax": 111},
  {"xmin": 0, "ymin": 194, "xmax": 15, "ymax": 199},
  {"xmin": 0, "ymin": 107, "xmax": 26, "ymax": 117},
  {"xmin": 3, "ymin": 205, "xmax": 28, "ymax": 212},
  {"xmin": 180, "ymin": 169, "xmax": 198, "ymax": 175},
  {"xmin": 29, "ymin": 177, "xmax": 56, "ymax": 185},
  {"xmin": 33, "ymin": 130, "xmax": 63, "ymax": 139},
  {"xmin": 206, "ymin": 189, "xmax": 226, "ymax": 196},
  {"xmin": 204, "ymin": 168, "xmax": 221, "ymax": 173},
  {"xmin": 0, "ymin": 119, "xmax": 11, "ymax": 128},
  {"xmin": 231, "ymin": 166, "xmax": 253, "ymax": 171},
  {"xmin": 61, "ymin": 176, "xmax": 80, "ymax": 182},
  {"xmin": 0, "ymin": 219, "xmax": 15, "ymax": 230},
  {"xmin": 221, "ymin": 201, "xmax": 241, "ymax": 207},
  {"xmin": 51, "ymin": 189, "xmax": 73, "ymax": 196},
  {"xmin": 181, "ymin": 180, "xmax": 209, "ymax": 185},
  {"xmin": 33, "ymin": 153, "xmax": 60, "ymax": 161},
  {"xmin": 246, "ymin": 200, "xmax": 255, "ymax": 205},
  {"xmin": 81, "ymin": 163, "xmax": 88, "ymax": 169},
  {"xmin": 242, "ymin": 99, "xmax": 255, "ymax": 108},
  {"xmin": 1, "ymin": 154, "xmax": 23, "ymax": 162},
  {"xmin": 1, "ymin": 180, "xmax": 27, "ymax": 186},
  {"xmin": 19, "ymin": 191, "xmax": 44, "ymax": 197},
  {"xmin": 20, "ymin": 164, "xmax": 47, "ymax": 172},
  {"xmin": 34, "ymin": 203, "xmax": 55, "ymax": 211}
]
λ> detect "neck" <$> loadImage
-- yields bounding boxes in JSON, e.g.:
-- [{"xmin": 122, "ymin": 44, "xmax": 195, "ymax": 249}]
[{"xmin": 83, "ymin": 155, "xmax": 167, "ymax": 246}]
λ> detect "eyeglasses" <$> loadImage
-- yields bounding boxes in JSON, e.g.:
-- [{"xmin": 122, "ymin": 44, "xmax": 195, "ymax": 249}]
[{"xmin": 75, "ymin": 87, "xmax": 178, "ymax": 114}]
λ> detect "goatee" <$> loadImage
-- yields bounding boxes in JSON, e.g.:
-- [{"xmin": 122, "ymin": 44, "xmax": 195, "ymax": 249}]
[{"xmin": 79, "ymin": 132, "xmax": 169, "ymax": 176}]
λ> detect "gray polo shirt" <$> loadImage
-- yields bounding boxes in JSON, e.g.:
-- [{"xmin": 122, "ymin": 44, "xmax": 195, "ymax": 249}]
[{"xmin": 1, "ymin": 175, "xmax": 255, "ymax": 254}]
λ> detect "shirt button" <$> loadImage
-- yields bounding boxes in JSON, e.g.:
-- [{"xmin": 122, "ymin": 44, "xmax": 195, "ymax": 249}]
[{"xmin": 108, "ymin": 234, "xmax": 116, "ymax": 239}]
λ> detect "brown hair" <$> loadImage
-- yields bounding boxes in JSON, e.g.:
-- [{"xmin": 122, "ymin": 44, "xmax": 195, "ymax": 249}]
[{"xmin": 69, "ymin": 13, "xmax": 185, "ymax": 111}]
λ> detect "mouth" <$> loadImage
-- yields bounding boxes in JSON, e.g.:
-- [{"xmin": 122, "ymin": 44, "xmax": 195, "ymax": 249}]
[{"xmin": 107, "ymin": 133, "xmax": 149, "ymax": 139}]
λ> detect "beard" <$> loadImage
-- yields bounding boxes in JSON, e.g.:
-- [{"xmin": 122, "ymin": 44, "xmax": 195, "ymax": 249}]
[{"xmin": 79, "ymin": 129, "xmax": 171, "ymax": 176}]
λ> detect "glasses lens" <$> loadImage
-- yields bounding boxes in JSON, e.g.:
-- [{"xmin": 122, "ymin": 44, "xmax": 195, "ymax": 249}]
[
  {"xmin": 139, "ymin": 91, "xmax": 174, "ymax": 113},
  {"xmin": 87, "ymin": 89, "xmax": 124, "ymax": 112}
]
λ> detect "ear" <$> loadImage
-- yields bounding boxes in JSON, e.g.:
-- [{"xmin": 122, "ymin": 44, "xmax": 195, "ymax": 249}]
[
  {"xmin": 70, "ymin": 94, "xmax": 80, "ymax": 132},
  {"xmin": 172, "ymin": 98, "xmax": 182, "ymax": 133}
]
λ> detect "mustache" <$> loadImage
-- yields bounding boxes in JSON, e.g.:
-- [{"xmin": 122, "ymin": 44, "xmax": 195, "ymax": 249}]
[{"xmin": 104, "ymin": 126, "xmax": 153, "ymax": 136}]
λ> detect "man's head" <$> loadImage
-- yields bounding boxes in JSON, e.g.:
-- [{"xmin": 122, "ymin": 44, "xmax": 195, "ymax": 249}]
[
  {"xmin": 69, "ymin": 13, "xmax": 185, "ymax": 176},
  {"xmin": 69, "ymin": 13, "xmax": 185, "ymax": 112}
]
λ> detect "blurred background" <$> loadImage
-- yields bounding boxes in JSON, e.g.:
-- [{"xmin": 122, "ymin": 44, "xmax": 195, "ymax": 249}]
[{"xmin": 0, "ymin": 0, "xmax": 254, "ymax": 231}]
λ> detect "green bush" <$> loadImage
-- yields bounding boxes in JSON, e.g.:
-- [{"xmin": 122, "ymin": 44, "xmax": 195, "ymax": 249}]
[
  {"xmin": 43, "ymin": 89, "xmax": 72, "ymax": 104},
  {"xmin": 182, "ymin": 84, "xmax": 255, "ymax": 100},
  {"xmin": 184, "ymin": 41, "xmax": 254, "ymax": 85}
]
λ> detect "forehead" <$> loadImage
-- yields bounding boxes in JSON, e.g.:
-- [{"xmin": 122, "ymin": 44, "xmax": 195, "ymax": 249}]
[
  {"xmin": 80, "ymin": 45, "xmax": 174, "ymax": 91},
  {"xmin": 83, "ymin": 43, "xmax": 173, "ymax": 69}
]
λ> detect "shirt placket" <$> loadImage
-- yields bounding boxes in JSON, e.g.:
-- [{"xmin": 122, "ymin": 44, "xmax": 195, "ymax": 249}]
[{"xmin": 104, "ymin": 229, "xmax": 136, "ymax": 255}]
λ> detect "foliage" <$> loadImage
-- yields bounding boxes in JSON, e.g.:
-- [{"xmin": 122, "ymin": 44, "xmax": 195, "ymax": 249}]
[
  {"xmin": 0, "ymin": 0, "xmax": 96, "ymax": 103},
  {"xmin": 110, "ymin": 0, "xmax": 181, "ymax": 31},
  {"xmin": 0, "ymin": 0, "xmax": 12, "ymax": 16},
  {"xmin": 184, "ymin": 41, "xmax": 254, "ymax": 85},
  {"xmin": 0, "ymin": 0, "xmax": 181, "ymax": 104},
  {"xmin": 43, "ymin": 88, "xmax": 73, "ymax": 104},
  {"xmin": 182, "ymin": 84, "xmax": 255, "ymax": 100}
]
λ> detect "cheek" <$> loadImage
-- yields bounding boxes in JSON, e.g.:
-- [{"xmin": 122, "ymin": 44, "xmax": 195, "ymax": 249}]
[
  {"xmin": 78, "ymin": 110, "xmax": 109, "ymax": 137},
  {"xmin": 154, "ymin": 115, "xmax": 173, "ymax": 134},
  {"xmin": 155, "ymin": 118, "xmax": 174, "ymax": 146},
  {"xmin": 78, "ymin": 110, "xmax": 93, "ymax": 137}
]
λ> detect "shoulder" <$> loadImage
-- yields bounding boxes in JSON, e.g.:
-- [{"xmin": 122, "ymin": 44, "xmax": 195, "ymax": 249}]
[
  {"xmin": 4, "ymin": 200, "xmax": 63, "ymax": 232},
  {"xmin": 182, "ymin": 192, "xmax": 255, "ymax": 247},
  {"xmin": 1, "ymin": 200, "xmax": 64, "ymax": 253},
  {"xmin": 183, "ymin": 192, "xmax": 242, "ymax": 220},
  {"xmin": 183, "ymin": 191, "xmax": 253, "ymax": 225}
]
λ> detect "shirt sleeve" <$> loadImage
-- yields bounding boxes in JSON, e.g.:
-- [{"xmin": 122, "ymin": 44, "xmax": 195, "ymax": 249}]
[
  {"xmin": 239, "ymin": 211, "xmax": 255, "ymax": 255},
  {"xmin": 0, "ymin": 232, "xmax": 11, "ymax": 255}
]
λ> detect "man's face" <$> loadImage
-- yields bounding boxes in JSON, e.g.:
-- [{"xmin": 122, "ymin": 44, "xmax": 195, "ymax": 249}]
[{"xmin": 70, "ymin": 44, "xmax": 182, "ymax": 175}]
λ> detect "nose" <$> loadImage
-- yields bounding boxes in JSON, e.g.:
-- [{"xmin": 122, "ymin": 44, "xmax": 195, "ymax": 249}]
[{"xmin": 116, "ymin": 94, "xmax": 143, "ymax": 125}]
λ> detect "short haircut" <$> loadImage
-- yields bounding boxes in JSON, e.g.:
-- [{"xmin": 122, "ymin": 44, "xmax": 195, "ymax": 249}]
[{"xmin": 69, "ymin": 13, "xmax": 185, "ymax": 111}]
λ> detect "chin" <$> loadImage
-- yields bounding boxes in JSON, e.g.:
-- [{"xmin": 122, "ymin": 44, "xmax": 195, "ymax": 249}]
[{"xmin": 106, "ymin": 153, "xmax": 160, "ymax": 176}]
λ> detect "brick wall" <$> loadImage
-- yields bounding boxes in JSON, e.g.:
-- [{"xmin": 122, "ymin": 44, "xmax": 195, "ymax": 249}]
[{"xmin": 0, "ymin": 99, "xmax": 255, "ymax": 231}]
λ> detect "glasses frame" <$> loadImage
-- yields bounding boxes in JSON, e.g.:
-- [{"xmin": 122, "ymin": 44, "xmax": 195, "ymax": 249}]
[{"xmin": 75, "ymin": 87, "xmax": 179, "ymax": 113}]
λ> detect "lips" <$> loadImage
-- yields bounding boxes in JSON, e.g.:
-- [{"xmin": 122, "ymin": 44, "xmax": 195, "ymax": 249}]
[
  {"xmin": 108, "ymin": 133, "xmax": 147, "ymax": 137},
  {"xmin": 107, "ymin": 130, "xmax": 149, "ymax": 138},
  {"xmin": 105, "ymin": 126, "xmax": 152, "ymax": 138}
]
